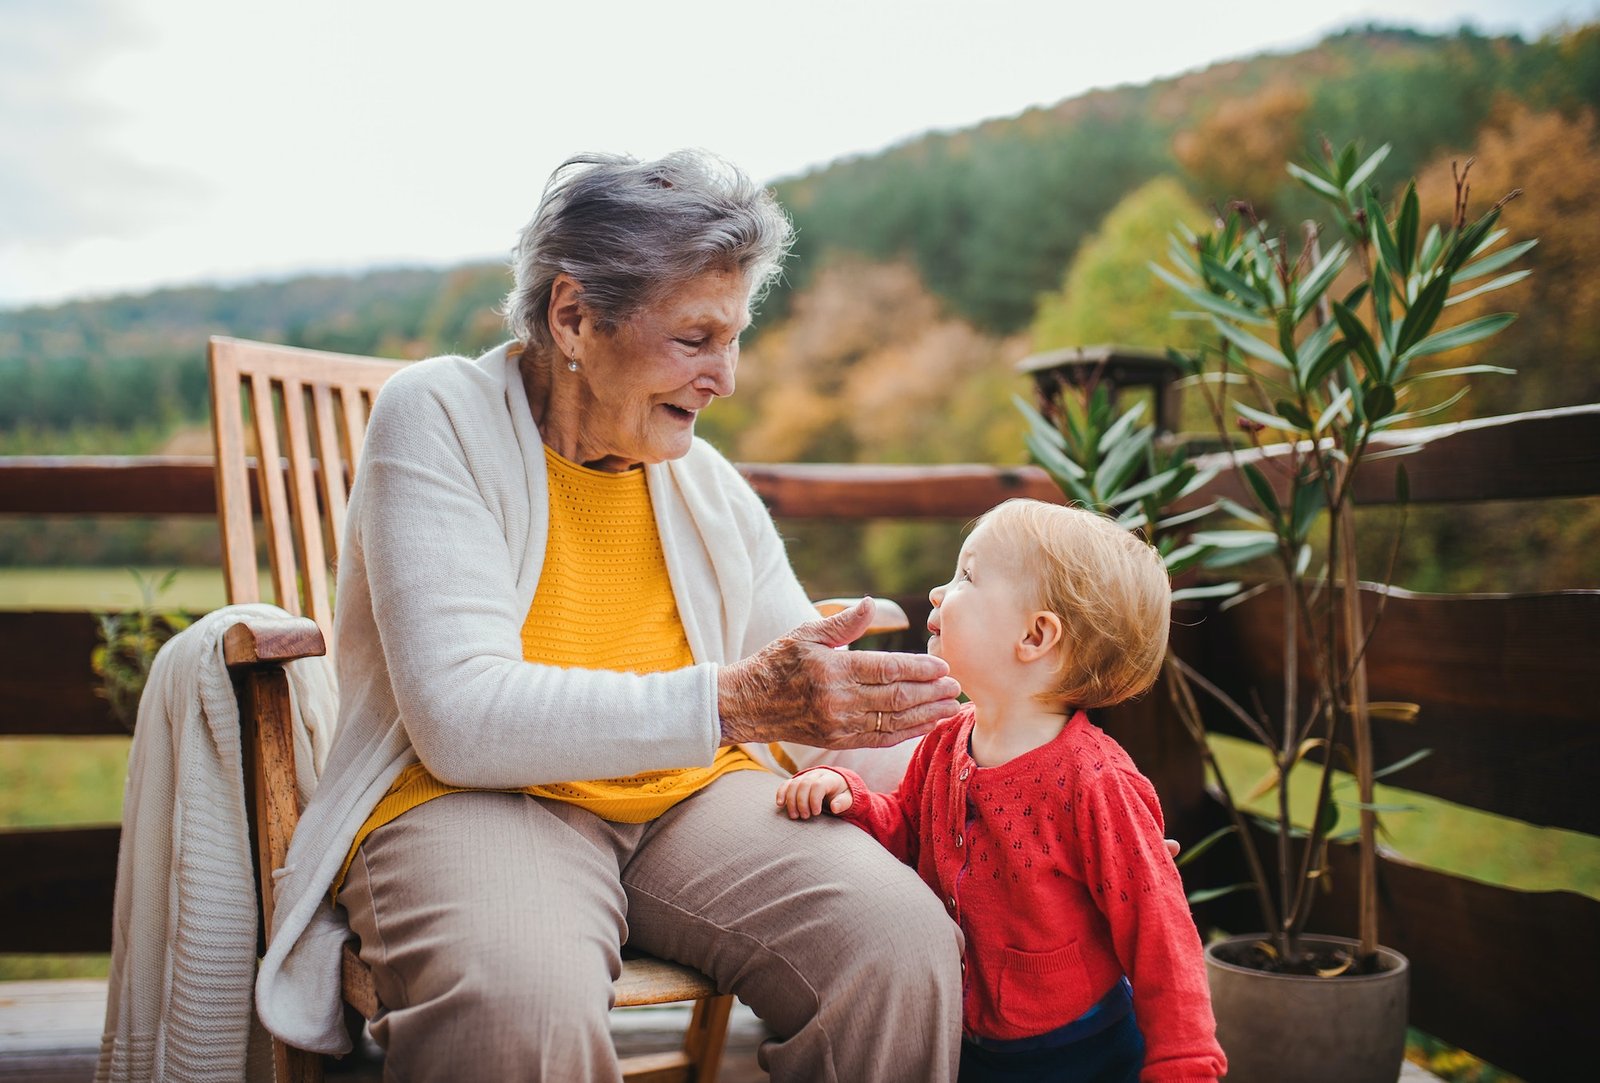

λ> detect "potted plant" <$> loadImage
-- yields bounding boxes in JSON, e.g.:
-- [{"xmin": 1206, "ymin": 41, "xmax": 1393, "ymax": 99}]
[{"xmin": 1017, "ymin": 141, "xmax": 1530, "ymax": 1083}]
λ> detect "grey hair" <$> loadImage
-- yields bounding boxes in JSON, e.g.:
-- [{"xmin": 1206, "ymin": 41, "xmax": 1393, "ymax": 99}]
[{"xmin": 503, "ymin": 150, "xmax": 796, "ymax": 352}]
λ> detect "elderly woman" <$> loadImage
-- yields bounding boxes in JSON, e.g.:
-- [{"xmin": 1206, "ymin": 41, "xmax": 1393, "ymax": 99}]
[{"xmin": 252, "ymin": 150, "xmax": 965, "ymax": 1081}]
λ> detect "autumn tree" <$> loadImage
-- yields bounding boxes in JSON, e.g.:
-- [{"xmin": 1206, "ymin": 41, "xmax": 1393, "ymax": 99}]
[
  {"xmin": 1413, "ymin": 100, "xmax": 1600, "ymax": 414},
  {"xmin": 1174, "ymin": 81, "xmax": 1310, "ymax": 217},
  {"xmin": 720, "ymin": 258, "xmax": 1025, "ymax": 594}
]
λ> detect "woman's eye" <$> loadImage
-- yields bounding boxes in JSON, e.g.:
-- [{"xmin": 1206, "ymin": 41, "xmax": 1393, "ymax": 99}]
[{"xmin": 676, "ymin": 337, "xmax": 707, "ymax": 349}]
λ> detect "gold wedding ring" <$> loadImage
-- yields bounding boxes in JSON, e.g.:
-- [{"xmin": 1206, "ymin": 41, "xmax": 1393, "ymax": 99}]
[{"xmin": 874, "ymin": 711, "xmax": 884, "ymax": 733}]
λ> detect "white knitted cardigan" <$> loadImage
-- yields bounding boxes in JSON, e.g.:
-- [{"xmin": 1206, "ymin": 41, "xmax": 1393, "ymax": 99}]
[
  {"xmin": 250, "ymin": 345, "xmax": 917, "ymax": 1053},
  {"xmin": 96, "ymin": 604, "xmax": 337, "ymax": 1083}
]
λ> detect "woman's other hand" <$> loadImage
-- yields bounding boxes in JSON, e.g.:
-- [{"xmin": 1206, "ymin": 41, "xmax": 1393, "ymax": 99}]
[
  {"xmin": 718, "ymin": 598, "xmax": 961, "ymax": 749},
  {"xmin": 775, "ymin": 769, "xmax": 854, "ymax": 818}
]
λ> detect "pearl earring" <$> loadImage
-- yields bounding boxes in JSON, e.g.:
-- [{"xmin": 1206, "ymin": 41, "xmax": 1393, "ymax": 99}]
[{"xmin": 567, "ymin": 357, "xmax": 579, "ymax": 372}]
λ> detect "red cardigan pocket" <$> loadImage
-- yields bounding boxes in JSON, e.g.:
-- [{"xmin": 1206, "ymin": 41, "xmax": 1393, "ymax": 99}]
[{"xmin": 996, "ymin": 940, "xmax": 1090, "ymax": 1036}]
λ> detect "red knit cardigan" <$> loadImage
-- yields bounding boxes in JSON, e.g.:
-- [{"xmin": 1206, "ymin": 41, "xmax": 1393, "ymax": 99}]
[{"xmin": 821, "ymin": 705, "xmax": 1226, "ymax": 1083}]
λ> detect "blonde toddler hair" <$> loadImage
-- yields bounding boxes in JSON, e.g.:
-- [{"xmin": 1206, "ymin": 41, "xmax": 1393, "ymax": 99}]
[{"xmin": 975, "ymin": 498, "xmax": 1171, "ymax": 709}]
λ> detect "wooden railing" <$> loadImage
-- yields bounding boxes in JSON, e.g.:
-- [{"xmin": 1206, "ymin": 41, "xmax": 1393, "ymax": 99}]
[{"xmin": 2, "ymin": 403, "xmax": 1597, "ymax": 1080}]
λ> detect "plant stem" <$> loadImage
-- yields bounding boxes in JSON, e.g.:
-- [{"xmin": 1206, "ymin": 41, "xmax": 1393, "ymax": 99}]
[
  {"xmin": 1339, "ymin": 497, "xmax": 1379, "ymax": 957},
  {"xmin": 1163, "ymin": 653, "xmax": 1279, "ymax": 933}
]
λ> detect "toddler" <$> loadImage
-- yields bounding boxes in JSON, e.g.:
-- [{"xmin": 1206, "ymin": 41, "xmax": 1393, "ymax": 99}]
[{"xmin": 777, "ymin": 499, "xmax": 1226, "ymax": 1082}]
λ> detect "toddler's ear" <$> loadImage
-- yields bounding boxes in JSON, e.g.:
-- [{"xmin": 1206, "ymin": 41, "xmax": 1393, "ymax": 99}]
[{"xmin": 1017, "ymin": 612, "xmax": 1063, "ymax": 662}]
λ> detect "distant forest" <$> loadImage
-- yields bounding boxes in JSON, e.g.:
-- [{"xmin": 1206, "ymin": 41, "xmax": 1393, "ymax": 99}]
[{"xmin": 3, "ymin": 23, "xmax": 1598, "ymax": 594}]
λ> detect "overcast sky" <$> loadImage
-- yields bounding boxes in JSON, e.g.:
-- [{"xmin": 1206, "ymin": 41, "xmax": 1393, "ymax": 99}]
[{"xmin": 2, "ymin": 0, "xmax": 1594, "ymax": 310}]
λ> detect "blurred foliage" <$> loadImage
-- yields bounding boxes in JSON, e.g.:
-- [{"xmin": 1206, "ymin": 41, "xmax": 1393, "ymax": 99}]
[
  {"xmin": 726, "ymin": 258, "xmax": 1024, "ymax": 595},
  {"xmin": 1407, "ymin": 1029, "xmax": 1522, "ymax": 1082},
  {"xmin": 1030, "ymin": 176, "xmax": 1216, "ymax": 355},
  {"xmin": 91, "ymin": 570, "xmax": 191, "ymax": 732}
]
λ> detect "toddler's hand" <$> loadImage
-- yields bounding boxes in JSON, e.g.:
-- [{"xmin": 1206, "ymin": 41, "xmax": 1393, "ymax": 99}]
[{"xmin": 776, "ymin": 769, "xmax": 853, "ymax": 819}]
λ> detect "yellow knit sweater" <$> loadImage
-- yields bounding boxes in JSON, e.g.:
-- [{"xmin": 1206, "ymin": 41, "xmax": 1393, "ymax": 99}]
[{"xmin": 334, "ymin": 447, "xmax": 760, "ymax": 895}]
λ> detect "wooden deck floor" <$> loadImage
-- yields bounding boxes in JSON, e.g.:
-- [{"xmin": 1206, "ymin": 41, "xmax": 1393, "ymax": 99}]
[
  {"xmin": 0, "ymin": 979, "xmax": 767, "ymax": 1083},
  {"xmin": 0, "ymin": 979, "xmax": 1445, "ymax": 1082}
]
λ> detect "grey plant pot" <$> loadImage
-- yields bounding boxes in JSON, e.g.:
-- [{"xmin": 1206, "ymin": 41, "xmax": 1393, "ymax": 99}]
[{"xmin": 1205, "ymin": 933, "xmax": 1410, "ymax": 1083}]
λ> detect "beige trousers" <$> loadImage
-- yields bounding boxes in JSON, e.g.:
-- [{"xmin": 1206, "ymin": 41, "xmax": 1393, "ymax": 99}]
[{"xmin": 339, "ymin": 770, "xmax": 961, "ymax": 1082}]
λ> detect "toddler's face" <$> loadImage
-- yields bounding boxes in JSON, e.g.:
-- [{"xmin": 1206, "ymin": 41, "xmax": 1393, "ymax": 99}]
[{"xmin": 926, "ymin": 522, "xmax": 1035, "ymax": 691}]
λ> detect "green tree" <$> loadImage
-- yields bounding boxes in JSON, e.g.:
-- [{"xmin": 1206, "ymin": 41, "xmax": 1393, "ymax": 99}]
[{"xmin": 1030, "ymin": 176, "xmax": 1215, "ymax": 353}]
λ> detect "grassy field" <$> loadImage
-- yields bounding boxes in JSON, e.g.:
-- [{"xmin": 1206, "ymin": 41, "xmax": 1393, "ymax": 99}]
[
  {"xmin": 0, "ymin": 566, "xmax": 235, "ymax": 611},
  {"xmin": 1208, "ymin": 734, "xmax": 1600, "ymax": 900}
]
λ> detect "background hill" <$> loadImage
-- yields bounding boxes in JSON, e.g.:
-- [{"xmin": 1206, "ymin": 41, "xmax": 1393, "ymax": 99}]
[{"xmin": 3, "ymin": 22, "xmax": 1597, "ymax": 593}]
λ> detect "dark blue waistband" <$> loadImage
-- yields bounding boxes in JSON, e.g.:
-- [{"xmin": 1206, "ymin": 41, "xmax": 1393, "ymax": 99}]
[{"xmin": 966, "ymin": 977, "xmax": 1134, "ymax": 1053}]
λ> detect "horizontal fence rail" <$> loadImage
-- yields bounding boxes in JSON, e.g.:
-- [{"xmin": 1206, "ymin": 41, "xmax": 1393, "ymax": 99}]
[{"xmin": 2, "ymin": 404, "xmax": 1598, "ymax": 518}]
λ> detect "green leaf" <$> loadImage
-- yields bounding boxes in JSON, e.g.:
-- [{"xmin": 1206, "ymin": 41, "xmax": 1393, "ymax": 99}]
[
  {"xmin": 1306, "ymin": 339, "xmax": 1353, "ymax": 389},
  {"xmin": 1315, "ymin": 387, "xmax": 1354, "ymax": 434},
  {"xmin": 1445, "ymin": 207, "xmax": 1503, "ymax": 275},
  {"xmin": 1202, "ymin": 539, "xmax": 1281, "ymax": 569},
  {"xmin": 1393, "ymin": 272, "xmax": 1452, "ymax": 363},
  {"xmin": 1212, "ymin": 318, "xmax": 1292, "ymax": 369},
  {"xmin": 1157, "ymin": 503, "xmax": 1222, "ymax": 531},
  {"xmin": 1456, "ymin": 238, "xmax": 1537, "ymax": 283},
  {"xmin": 1022, "ymin": 425, "xmax": 1080, "ymax": 475},
  {"xmin": 1337, "ymin": 143, "xmax": 1359, "ymax": 185},
  {"xmin": 1294, "ymin": 318, "xmax": 1337, "ymax": 383},
  {"xmin": 1363, "ymin": 382, "xmax": 1396, "ymax": 421},
  {"xmin": 1371, "ymin": 260, "xmax": 1395, "ymax": 353},
  {"xmin": 1241, "ymin": 463, "xmax": 1281, "ymax": 520},
  {"xmin": 1274, "ymin": 399, "xmax": 1314, "ymax": 431},
  {"xmin": 1176, "ymin": 465, "xmax": 1222, "ymax": 501},
  {"xmin": 1317, "ymin": 792, "xmax": 1342, "ymax": 838},
  {"xmin": 1401, "ymin": 363, "xmax": 1516, "ymax": 383},
  {"xmin": 1231, "ymin": 399, "xmax": 1295, "ymax": 433},
  {"xmin": 1378, "ymin": 385, "xmax": 1472, "ymax": 428},
  {"xmin": 1366, "ymin": 191, "xmax": 1402, "ymax": 275},
  {"xmin": 1335, "ymin": 799, "xmax": 1423, "ymax": 814},
  {"xmin": 1012, "ymin": 394, "xmax": 1068, "ymax": 451},
  {"xmin": 1395, "ymin": 462, "xmax": 1410, "ymax": 505},
  {"xmin": 1108, "ymin": 466, "xmax": 1184, "ymax": 508},
  {"xmin": 1095, "ymin": 425, "xmax": 1154, "ymax": 500},
  {"xmin": 1097, "ymin": 400, "xmax": 1148, "ymax": 455},
  {"xmin": 1418, "ymin": 223, "xmax": 1444, "ymax": 271},
  {"xmin": 1186, "ymin": 883, "xmax": 1257, "ymax": 906},
  {"xmin": 1445, "ymin": 269, "xmax": 1532, "ymax": 307},
  {"xmin": 1151, "ymin": 263, "xmax": 1271, "ymax": 325},
  {"xmin": 1292, "ymin": 242, "xmax": 1349, "ymax": 325},
  {"xmin": 1343, "ymin": 143, "xmax": 1391, "ymax": 193},
  {"xmin": 1216, "ymin": 497, "xmax": 1271, "ymax": 527},
  {"xmin": 1372, "ymin": 747, "xmax": 1432, "ymax": 780},
  {"xmin": 1287, "ymin": 161, "xmax": 1343, "ymax": 202},
  {"xmin": 1172, "ymin": 581, "xmax": 1245, "ymax": 603},
  {"xmin": 1201, "ymin": 252, "xmax": 1268, "ymax": 307},
  {"xmin": 1396, "ymin": 183, "xmax": 1419, "ymax": 274},
  {"xmin": 1175, "ymin": 824, "xmax": 1238, "ymax": 867},
  {"xmin": 1405, "ymin": 313, "xmax": 1517, "ymax": 361},
  {"xmin": 1291, "ymin": 478, "xmax": 1324, "ymax": 542},
  {"xmin": 1190, "ymin": 528, "xmax": 1279, "ymax": 549},
  {"xmin": 1332, "ymin": 302, "xmax": 1379, "ymax": 371},
  {"xmin": 1164, "ymin": 346, "xmax": 1202, "ymax": 377},
  {"xmin": 1276, "ymin": 310, "xmax": 1300, "ymax": 368}
]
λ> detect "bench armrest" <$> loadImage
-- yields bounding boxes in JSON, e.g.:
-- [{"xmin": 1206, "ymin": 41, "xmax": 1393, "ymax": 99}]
[{"xmin": 222, "ymin": 616, "xmax": 326, "ymax": 668}]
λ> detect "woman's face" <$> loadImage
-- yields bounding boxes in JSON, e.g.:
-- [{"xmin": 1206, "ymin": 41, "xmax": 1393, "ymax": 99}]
[{"xmin": 569, "ymin": 268, "xmax": 749, "ymax": 470}]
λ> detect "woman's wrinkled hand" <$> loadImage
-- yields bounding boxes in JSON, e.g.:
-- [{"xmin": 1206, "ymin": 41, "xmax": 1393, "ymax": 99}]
[{"xmin": 718, "ymin": 599, "xmax": 961, "ymax": 749}]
